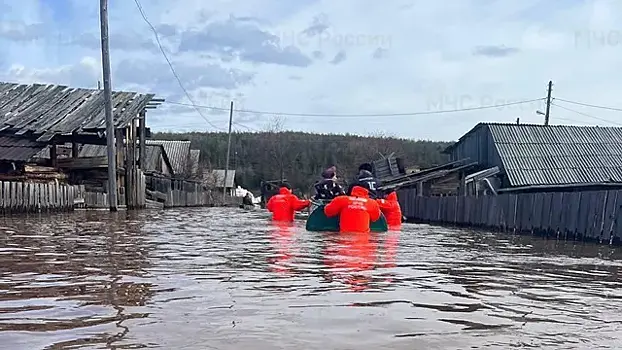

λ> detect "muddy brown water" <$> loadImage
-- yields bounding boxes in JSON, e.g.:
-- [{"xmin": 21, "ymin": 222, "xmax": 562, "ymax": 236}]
[{"xmin": 0, "ymin": 207, "xmax": 621, "ymax": 349}]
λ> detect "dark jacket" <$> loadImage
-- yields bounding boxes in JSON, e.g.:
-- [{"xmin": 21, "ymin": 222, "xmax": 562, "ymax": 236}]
[
  {"xmin": 346, "ymin": 170, "xmax": 382, "ymax": 199},
  {"xmin": 313, "ymin": 178, "xmax": 345, "ymax": 200}
]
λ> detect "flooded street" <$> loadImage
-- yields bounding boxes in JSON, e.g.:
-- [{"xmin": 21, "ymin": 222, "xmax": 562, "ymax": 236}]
[{"xmin": 1, "ymin": 207, "xmax": 621, "ymax": 349}]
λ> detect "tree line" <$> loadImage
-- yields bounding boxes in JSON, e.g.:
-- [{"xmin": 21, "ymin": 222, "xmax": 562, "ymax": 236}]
[{"xmin": 152, "ymin": 128, "xmax": 452, "ymax": 192}]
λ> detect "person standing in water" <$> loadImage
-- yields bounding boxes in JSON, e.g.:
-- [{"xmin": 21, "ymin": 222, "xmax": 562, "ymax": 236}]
[
  {"xmin": 266, "ymin": 183, "xmax": 310, "ymax": 221},
  {"xmin": 376, "ymin": 190, "xmax": 402, "ymax": 229},
  {"xmin": 324, "ymin": 185, "xmax": 381, "ymax": 233}
]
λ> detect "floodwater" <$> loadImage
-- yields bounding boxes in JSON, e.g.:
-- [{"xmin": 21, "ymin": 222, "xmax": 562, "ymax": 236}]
[{"xmin": 0, "ymin": 208, "xmax": 621, "ymax": 349}]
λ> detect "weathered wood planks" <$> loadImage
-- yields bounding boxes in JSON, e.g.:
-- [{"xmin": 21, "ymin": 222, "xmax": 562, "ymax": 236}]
[
  {"xmin": 398, "ymin": 188, "xmax": 622, "ymax": 245},
  {"xmin": 0, "ymin": 82, "xmax": 158, "ymax": 139},
  {"xmin": 144, "ymin": 175, "xmax": 237, "ymax": 208},
  {"xmin": 0, "ymin": 180, "xmax": 80, "ymax": 213}
]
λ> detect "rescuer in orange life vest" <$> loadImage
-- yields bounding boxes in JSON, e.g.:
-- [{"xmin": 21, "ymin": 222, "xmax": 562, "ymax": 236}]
[
  {"xmin": 266, "ymin": 183, "xmax": 310, "ymax": 222},
  {"xmin": 376, "ymin": 190, "xmax": 402, "ymax": 228},
  {"xmin": 323, "ymin": 185, "xmax": 381, "ymax": 233}
]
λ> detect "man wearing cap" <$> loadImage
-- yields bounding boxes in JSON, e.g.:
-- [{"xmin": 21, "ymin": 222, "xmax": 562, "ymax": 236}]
[
  {"xmin": 346, "ymin": 163, "xmax": 383, "ymax": 199},
  {"xmin": 313, "ymin": 166, "xmax": 346, "ymax": 200}
]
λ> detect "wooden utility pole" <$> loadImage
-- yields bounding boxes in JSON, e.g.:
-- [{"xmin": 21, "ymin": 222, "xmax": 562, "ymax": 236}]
[
  {"xmin": 99, "ymin": 0, "xmax": 118, "ymax": 211},
  {"xmin": 223, "ymin": 101, "xmax": 234, "ymax": 201},
  {"xmin": 544, "ymin": 80, "xmax": 552, "ymax": 125}
]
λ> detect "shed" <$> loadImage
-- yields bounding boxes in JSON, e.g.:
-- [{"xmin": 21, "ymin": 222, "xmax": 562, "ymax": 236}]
[
  {"xmin": 204, "ymin": 169, "xmax": 236, "ymax": 195},
  {"xmin": 146, "ymin": 140, "xmax": 191, "ymax": 177},
  {"xmin": 443, "ymin": 123, "xmax": 622, "ymax": 192},
  {"xmin": 73, "ymin": 144, "xmax": 173, "ymax": 175}
]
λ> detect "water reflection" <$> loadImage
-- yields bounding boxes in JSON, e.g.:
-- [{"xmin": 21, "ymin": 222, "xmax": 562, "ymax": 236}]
[
  {"xmin": 267, "ymin": 222, "xmax": 296, "ymax": 274},
  {"xmin": 1, "ymin": 207, "xmax": 622, "ymax": 349},
  {"xmin": 323, "ymin": 232, "xmax": 378, "ymax": 291},
  {"xmin": 0, "ymin": 211, "xmax": 154, "ymax": 349}
]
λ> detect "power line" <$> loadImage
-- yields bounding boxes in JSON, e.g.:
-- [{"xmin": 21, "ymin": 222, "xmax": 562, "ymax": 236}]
[
  {"xmin": 555, "ymin": 98, "xmax": 622, "ymax": 113},
  {"xmin": 163, "ymin": 98, "xmax": 546, "ymax": 118},
  {"xmin": 550, "ymin": 102, "xmax": 622, "ymax": 126},
  {"xmin": 132, "ymin": 0, "xmax": 225, "ymax": 131}
]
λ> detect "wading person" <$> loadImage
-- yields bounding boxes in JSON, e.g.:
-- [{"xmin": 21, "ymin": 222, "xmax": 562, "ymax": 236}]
[
  {"xmin": 266, "ymin": 183, "xmax": 310, "ymax": 221},
  {"xmin": 324, "ymin": 185, "xmax": 381, "ymax": 233},
  {"xmin": 376, "ymin": 190, "xmax": 402, "ymax": 229}
]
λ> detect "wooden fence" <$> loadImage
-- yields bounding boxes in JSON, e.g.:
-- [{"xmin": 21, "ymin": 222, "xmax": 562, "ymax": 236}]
[
  {"xmin": 398, "ymin": 188, "xmax": 622, "ymax": 244},
  {"xmin": 145, "ymin": 176, "xmax": 240, "ymax": 207},
  {"xmin": 73, "ymin": 170, "xmax": 146, "ymax": 209},
  {"xmin": 0, "ymin": 180, "xmax": 78, "ymax": 213}
]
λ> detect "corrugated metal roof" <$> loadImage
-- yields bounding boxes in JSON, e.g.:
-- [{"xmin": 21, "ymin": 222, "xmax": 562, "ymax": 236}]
[
  {"xmin": 206, "ymin": 169, "xmax": 235, "ymax": 188},
  {"xmin": 189, "ymin": 149, "xmax": 200, "ymax": 177},
  {"xmin": 487, "ymin": 123, "xmax": 622, "ymax": 187},
  {"xmin": 146, "ymin": 140, "xmax": 190, "ymax": 176},
  {"xmin": 0, "ymin": 135, "xmax": 47, "ymax": 161}
]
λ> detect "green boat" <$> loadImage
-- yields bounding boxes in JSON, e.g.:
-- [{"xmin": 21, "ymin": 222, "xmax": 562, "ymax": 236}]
[{"xmin": 305, "ymin": 200, "xmax": 388, "ymax": 232}]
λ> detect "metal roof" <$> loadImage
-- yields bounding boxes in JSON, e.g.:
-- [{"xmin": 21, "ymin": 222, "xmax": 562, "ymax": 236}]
[
  {"xmin": 146, "ymin": 140, "xmax": 190, "ymax": 176},
  {"xmin": 207, "ymin": 169, "xmax": 236, "ymax": 188},
  {"xmin": 0, "ymin": 135, "xmax": 47, "ymax": 161},
  {"xmin": 0, "ymin": 82, "xmax": 162, "ymax": 142},
  {"xmin": 487, "ymin": 123, "xmax": 622, "ymax": 187}
]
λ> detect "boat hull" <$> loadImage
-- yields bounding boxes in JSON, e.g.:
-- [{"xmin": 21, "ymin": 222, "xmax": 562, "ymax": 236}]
[{"xmin": 305, "ymin": 202, "xmax": 388, "ymax": 232}]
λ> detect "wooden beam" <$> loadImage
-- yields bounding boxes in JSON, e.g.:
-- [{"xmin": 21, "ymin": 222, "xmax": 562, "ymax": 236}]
[
  {"xmin": 139, "ymin": 110, "xmax": 146, "ymax": 170},
  {"xmin": 125, "ymin": 126, "xmax": 132, "ymax": 208},
  {"xmin": 72, "ymin": 142, "xmax": 79, "ymax": 158},
  {"xmin": 50, "ymin": 144, "xmax": 57, "ymax": 168}
]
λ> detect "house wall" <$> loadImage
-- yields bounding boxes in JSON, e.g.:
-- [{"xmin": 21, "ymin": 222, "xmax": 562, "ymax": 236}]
[
  {"xmin": 448, "ymin": 125, "xmax": 502, "ymax": 168},
  {"xmin": 160, "ymin": 158, "xmax": 172, "ymax": 176},
  {"xmin": 447, "ymin": 125, "xmax": 507, "ymax": 186}
]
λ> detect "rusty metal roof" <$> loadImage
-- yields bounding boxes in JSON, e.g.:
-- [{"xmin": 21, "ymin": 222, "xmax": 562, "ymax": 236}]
[
  {"xmin": 487, "ymin": 123, "xmax": 622, "ymax": 187},
  {"xmin": 0, "ymin": 82, "xmax": 162, "ymax": 142},
  {"xmin": 0, "ymin": 135, "xmax": 47, "ymax": 161},
  {"xmin": 146, "ymin": 140, "xmax": 190, "ymax": 176}
]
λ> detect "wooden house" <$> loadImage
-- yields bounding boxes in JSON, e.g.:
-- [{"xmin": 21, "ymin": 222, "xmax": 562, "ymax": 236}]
[
  {"xmin": 442, "ymin": 122, "xmax": 622, "ymax": 194},
  {"xmin": 204, "ymin": 169, "xmax": 236, "ymax": 196},
  {"xmin": 0, "ymin": 81, "xmax": 163, "ymax": 208}
]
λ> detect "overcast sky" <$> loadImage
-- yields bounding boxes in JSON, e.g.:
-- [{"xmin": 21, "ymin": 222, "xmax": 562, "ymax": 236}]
[{"xmin": 1, "ymin": 0, "xmax": 622, "ymax": 140}]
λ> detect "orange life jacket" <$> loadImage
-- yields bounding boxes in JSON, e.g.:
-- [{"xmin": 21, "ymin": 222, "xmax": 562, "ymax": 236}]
[
  {"xmin": 323, "ymin": 186, "xmax": 381, "ymax": 233},
  {"xmin": 377, "ymin": 191, "xmax": 402, "ymax": 228},
  {"xmin": 266, "ymin": 187, "xmax": 310, "ymax": 221}
]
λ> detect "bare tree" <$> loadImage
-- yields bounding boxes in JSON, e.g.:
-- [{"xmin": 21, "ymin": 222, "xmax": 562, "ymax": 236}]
[
  {"xmin": 265, "ymin": 115, "xmax": 286, "ymax": 132},
  {"xmin": 367, "ymin": 131, "xmax": 395, "ymax": 158},
  {"xmin": 265, "ymin": 116, "xmax": 288, "ymax": 181}
]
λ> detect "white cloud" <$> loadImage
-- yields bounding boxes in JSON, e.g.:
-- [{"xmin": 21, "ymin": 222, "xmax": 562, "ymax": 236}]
[{"xmin": 2, "ymin": 0, "xmax": 622, "ymax": 140}]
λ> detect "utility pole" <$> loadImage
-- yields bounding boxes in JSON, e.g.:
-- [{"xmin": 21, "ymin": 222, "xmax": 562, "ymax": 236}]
[
  {"xmin": 223, "ymin": 101, "xmax": 234, "ymax": 201},
  {"xmin": 99, "ymin": 0, "xmax": 118, "ymax": 211},
  {"xmin": 544, "ymin": 80, "xmax": 552, "ymax": 126}
]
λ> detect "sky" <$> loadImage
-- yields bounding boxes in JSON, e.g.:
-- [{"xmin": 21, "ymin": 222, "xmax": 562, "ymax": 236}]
[{"xmin": 1, "ymin": 0, "xmax": 622, "ymax": 141}]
